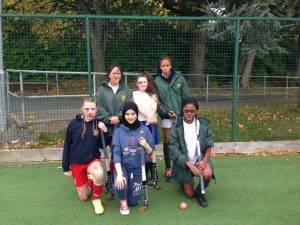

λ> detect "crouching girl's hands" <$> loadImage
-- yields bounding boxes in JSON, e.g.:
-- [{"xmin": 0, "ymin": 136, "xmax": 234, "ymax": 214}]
[{"xmin": 98, "ymin": 122, "xmax": 107, "ymax": 132}]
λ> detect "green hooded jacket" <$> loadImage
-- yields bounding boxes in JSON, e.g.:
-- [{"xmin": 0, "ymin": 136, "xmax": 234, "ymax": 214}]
[
  {"xmin": 95, "ymin": 80, "xmax": 133, "ymax": 136},
  {"xmin": 169, "ymin": 116, "xmax": 215, "ymax": 184},
  {"xmin": 154, "ymin": 71, "xmax": 190, "ymax": 119}
]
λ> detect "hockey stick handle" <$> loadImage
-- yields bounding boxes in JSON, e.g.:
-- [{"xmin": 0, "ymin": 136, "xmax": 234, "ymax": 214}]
[
  {"xmin": 100, "ymin": 130, "xmax": 109, "ymax": 170},
  {"xmin": 140, "ymin": 129, "xmax": 149, "ymax": 207},
  {"xmin": 196, "ymin": 134, "xmax": 205, "ymax": 194},
  {"xmin": 100, "ymin": 130, "xmax": 114, "ymax": 196},
  {"xmin": 152, "ymin": 97, "xmax": 178, "ymax": 119},
  {"xmin": 151, "ymin": 125, "xmax": 158, "ymax": 186}
]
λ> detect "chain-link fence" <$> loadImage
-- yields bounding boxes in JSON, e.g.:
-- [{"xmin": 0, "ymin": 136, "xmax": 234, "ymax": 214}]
[{"xmin": 0, "ymin": 14, "xmax": 300, "ymax": 149}]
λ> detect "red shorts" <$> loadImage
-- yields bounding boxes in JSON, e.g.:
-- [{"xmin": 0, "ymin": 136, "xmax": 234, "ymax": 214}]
[{"xmin": 71, "ymin": 159, "xmax": 102, "ymax": 187}]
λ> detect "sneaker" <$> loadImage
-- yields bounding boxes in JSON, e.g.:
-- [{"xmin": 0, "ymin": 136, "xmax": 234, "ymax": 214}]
[
  {"xmin": 195, "ymin": 187, "xmax": 208, "ymax": 208},
  {"xmin": 92, "ymin": 199, "xmax": 104, "ymax": 214},
  {"xmin": 120, "ymin": 199, "xmax": 130, "ymax": 216},
  {"xmin": 163, "ymin": 169, "xmax": 172, "ymax": 182},
  {"xmin": 147, "ymin": 178, "xmax": 154, "ymax": 186},
  {"xmin": 147, "ymin": 174, "xmax": 158, "ymax": 186}
]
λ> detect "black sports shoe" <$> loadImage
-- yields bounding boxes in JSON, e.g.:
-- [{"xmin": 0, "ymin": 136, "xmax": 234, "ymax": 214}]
[
  {"xmin": 198, "ymin": 193, "xmax": 208, "ymax": 207},
  {"xmin": 195, "ymin": 186, "xmax": 208, "ymax": 207},
  {"xmin": 147, "ymin": 174, "xmax": 158, "ymax": 186},
  {"xmin": 163, "ymin": 169, "xmax": 172, "ymax": 182}
]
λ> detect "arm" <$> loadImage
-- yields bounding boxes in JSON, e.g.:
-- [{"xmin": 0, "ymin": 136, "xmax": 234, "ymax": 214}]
[
  {"xmin": 197, "ymin": 147, "xmax": 211, "ymax": 170},
  {"xmin": 133, "ymin": 93, "xmax": 149, "ymax": 119},
  {"xmin": 197, "ymin": 126, "xmax": 214, "ymax": 170},
  {"xmin": 154, "ymin": 78, "xmax": 169, "ymax": 118},
  {"xmin": 116, "ymin": 85, "xmax": 133, "ymax": 121},
  {"xmin": 95, "ymin": 87, "xmax": 112, "ymax": 125},
  {"xmin": 168, "ymin": 125, "xmax": 189, "ymax": 168},
  {"xmin": 147, "ymin": 97, "xmax": 158, "ymax": 124},
  {"xmin": 114, "ymin": 163, "xmax": 127, "ymax": 190},
  {"xmin": 112, "ymin": 129, "xmax": 127, "ymax": 189},
  {"xmin": 62, "ymin": 123, "xmax": 72, "ymax": 177},
  {"xmin": 139, "ymin": 138, "xmax": 152, "ymax": 155},
  {"xmin": 98, "ymin": 121, "xmax": 107, "ymax": 132},
  {"xmin": 177, "ymin": 72, "xmax": 190, "ymax": 99}
]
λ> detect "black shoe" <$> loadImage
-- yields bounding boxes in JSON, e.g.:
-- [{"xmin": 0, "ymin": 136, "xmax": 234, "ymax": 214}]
[
  {"xmin": 163, "ymin": 169, "xmax": 172, "ymax": 182},
  {"xmin": 199, "ymin": 193, "xmax": 208, "ymax": 207},
  {"xmin": 195, "ymin": 187, "xmax": 208, "ymax": 207},
  {"xmin": 147, "ymin": 177, "xmax": 154, "ymax": 186},
  {"xmin": 147, "ymin": 174, "xmax": 158, "ymax": 186}
]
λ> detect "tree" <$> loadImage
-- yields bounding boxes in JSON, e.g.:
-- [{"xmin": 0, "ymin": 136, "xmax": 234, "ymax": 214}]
[
  {"xmin": 199, "ymin": 0, "xmax": 289, "ymax": 88},
  {"xmin": 146, "ymin": 0, "xmax": 218, "ymax": 87},
  {"xmin": 268, "ymin": 0, "xmax": 300, "ymax": 108},
  {"xmin": 3, "ymin": 0, "xmax": 155, "ymax": 84}
]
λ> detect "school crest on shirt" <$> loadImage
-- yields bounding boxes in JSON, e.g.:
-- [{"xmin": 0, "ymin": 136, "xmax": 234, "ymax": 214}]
[
  {"xmin": 176, "ymin": 83, "xmax": 181, "ymax": 89},
  {"xmin": 121, "ymin": 95, "xmax": 127, "ymax": 101}
]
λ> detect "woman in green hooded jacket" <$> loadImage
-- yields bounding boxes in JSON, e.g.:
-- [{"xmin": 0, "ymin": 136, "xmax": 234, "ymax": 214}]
[
  {"xmin": 169, "ymin": 97, "xmax": 215, "ymax": 208},
  {"xmin": 154, "ymin": 55, "xmax": 190, "ymax": 182}
]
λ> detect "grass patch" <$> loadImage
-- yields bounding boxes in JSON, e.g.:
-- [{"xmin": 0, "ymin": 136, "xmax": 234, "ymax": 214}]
[
  {"xmin": 200, "ymin": 102, "xmax": 300, "ymax": 142},
  {"xmin": 26, "ymin": 102, "xmax": 299, "ymax": 148},
  {"xmin": 0, "ymin": 154, "xmax": 299, "ymax": 225},
  {"xmin": 37, "ymin": 130, "xmax": 65, "ymax": 148}
]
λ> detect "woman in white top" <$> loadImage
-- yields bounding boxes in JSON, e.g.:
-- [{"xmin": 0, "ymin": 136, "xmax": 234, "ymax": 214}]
[{"xmin": 133, "ymin": 71, "xmax": 159, "ymax": 186}]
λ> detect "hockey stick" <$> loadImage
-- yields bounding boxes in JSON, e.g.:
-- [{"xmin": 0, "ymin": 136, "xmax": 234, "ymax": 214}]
[
  {"xmin": 152, "ymin": 97, "xmax": 178, "ymax": 119},
  {"xmin": 100, "ymin": 130, "xmax": 114, "ymax": 202},
  {"xmin": 151, "ymin": 124, "xmax": 161, "ymax": 190},
  {"xmin": 139, "ymin": 128, "xmax": 149, "ymax": 213},
  {"xmin": 196, "ymin": 120, "xmax": 205, "ymax": 194}
]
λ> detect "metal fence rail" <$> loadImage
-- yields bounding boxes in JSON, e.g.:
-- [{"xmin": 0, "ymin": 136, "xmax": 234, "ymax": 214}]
[{"xmin": 4, "ymin": 69, "xmax": 299, "ymax": 136}]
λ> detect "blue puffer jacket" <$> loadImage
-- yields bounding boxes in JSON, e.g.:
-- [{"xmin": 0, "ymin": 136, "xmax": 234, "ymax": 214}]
[{"xmin": 112, "ymin": 124, "xmax": 154, "ymax": 173}]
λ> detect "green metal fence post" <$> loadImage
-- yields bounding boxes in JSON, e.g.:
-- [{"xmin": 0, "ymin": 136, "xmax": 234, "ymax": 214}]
[
  {"xmin": 85, "ymin": 17, "xmax": 92, "ymax": 97},
  {"xmin": 231, "ymin": 18, "xmax": 241, "ymax": 142}
]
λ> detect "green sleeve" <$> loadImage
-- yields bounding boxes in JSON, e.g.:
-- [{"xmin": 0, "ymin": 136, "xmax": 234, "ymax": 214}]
[
  {"xmin": 181, "ymin": 76, "xmax": 190, "ymax": 98},
  {"xmin": 95, "ymin": 87, "xmax": 111, "ymax": 125},
  {"xmin": 169, "ymin": 125, "xmax": 189, "ymax": 168}
]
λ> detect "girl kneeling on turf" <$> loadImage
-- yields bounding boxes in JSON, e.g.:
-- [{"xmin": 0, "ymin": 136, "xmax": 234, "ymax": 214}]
[
  {"xmin": 169, "ymin": 97, "xmax": 215, "ymax": 207},
  {"xmin": 62, "ymin": 97, "xmax": 107, "ymax": 215},
  {"xmin": 112, "ymin": 102, "xmax": 154, "ymax": 215}
]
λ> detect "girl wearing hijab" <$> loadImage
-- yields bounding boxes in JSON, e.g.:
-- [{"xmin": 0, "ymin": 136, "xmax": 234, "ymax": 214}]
[{"xmin": 112, "ymin": 102, "xmax": 154, "ymax": 215}]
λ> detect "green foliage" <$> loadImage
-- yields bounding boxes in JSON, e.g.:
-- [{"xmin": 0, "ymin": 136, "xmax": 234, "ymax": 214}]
[
  {"xmin": 3, "ymin": 17, "xmax": 87, "ymax": 79},
  {"xmin": 104, "ymin": 19, "xmax": 191, "ymax": 73},
  {"xmin": 2, "ymin": 0, "xmax": 300, "ymax": 79}
]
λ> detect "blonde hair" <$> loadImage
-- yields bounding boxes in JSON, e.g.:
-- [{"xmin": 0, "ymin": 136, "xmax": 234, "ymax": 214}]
[{"xmin": 81, "ymin": 97, "xmax": 98, "ymax": 107}]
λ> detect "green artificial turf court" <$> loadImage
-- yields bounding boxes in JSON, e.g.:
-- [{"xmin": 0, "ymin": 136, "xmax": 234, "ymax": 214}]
[{"xmin": 0, "ymin": 154, "xmax": 299, "ymax": 225}]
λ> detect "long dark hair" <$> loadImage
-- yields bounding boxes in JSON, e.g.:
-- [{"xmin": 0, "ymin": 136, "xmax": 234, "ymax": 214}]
[{"xmin": 135, "ymin": 71, "xmax": 158, "ymax": 97}]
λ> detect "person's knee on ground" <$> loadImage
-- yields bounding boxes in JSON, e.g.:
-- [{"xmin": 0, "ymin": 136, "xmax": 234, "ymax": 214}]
[
  {"xmin": 77, "ymin": 184, "xmax": 91, "ymax": 201},
  {"xmin": 127, "ymin": 198, "xmax": 139, "ymax": 207},
  {"xmin": 182, "ymin": 183, "xmax": 194, "ymax": 199}
]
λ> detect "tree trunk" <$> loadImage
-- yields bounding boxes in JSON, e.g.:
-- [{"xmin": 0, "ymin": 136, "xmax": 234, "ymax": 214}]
[
  {"xmin": 238, "ymin": 52, "xmax": 246, "ymax": 76},
  {"xmin": 188, "ymin": 32, "xmax": 207, "ymax": 88},
  {"xmin": 90, "ymin": 19, "xmax": 107, "ymax": 88},
  {"xmin": 240, "ymin": 50, "xmax": 256, "ymax": 88}
]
